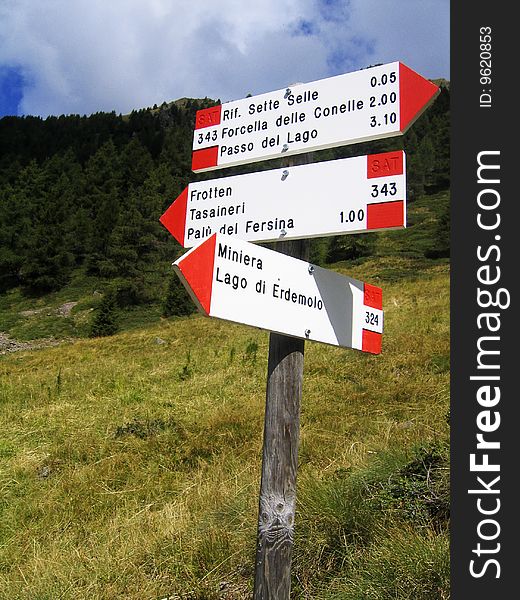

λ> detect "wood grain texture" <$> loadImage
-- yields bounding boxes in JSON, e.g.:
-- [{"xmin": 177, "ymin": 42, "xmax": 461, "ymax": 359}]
[
  {"xmin": 253, "ymin": 233, "xmax": 309, "ymax": 599},
  {"xmin": 253, "ymin": 152, "xmax": 311, "ymax": 599}
]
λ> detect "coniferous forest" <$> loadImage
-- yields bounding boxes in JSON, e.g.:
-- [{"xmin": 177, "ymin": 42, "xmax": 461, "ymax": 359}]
[{"xmin": 0, "ymin": 81, "xmax": 449, "ymax": 329}]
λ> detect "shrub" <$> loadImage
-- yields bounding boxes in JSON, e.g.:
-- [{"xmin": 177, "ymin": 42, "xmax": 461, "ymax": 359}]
[
  {"xmin": 162, "ymin": 274, "xmax": 195, "ymax": 317},
  {"xmin": 89, "ymin": 288, "xmax": 119, "ymax": 337}
]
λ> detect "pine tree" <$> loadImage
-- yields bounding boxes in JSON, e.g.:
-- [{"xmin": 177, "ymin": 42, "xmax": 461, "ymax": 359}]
[
  {"xmin": 67, "ymin": 206, "xmax": 92, "ymax": 265},
  {"xmin": 162, "ymin": 274, "xmax": 195, "ymax": 317},
  {"xmin": 0, "ymin": 184, "xmax": 30, "ymax": 290},
  {"xmin": 89, "ymin": 289, "xmax": 119, "ymax": 337},
  {"xmin": 84, "ymin": 140, "xmax": 121, "ymax": 274},
  {"xmin": 418, "ymin": 136, "xmax": 436, "ymax": 190},
  {"xmin": 120, "ymin": 137, "xmax": 154, "ymax": 193},
  {"xmin": 326, "ymin": 233, "xmax": 373, "ymax": 263},
  {"xmin": 403, "ymin": 129, "xmax": 425, "ymax": 201},
  {"xmin": 19, "ymin": 164, "xmax": 74, "ymax": 294}
]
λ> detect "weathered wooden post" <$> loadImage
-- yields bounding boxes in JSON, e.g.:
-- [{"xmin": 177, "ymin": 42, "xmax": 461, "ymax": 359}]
[
  {"xmin": 253, "ymin": 241, "xmax": 308, "ymax": 599},
  {"xmin": 253, "ymin": 154, "xmax": 309, "ymax": 599}
]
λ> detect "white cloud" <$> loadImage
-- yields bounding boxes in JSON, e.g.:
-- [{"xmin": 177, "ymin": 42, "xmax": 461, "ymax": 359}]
[
  {"xmin": 0, "ymin": 0, "xmax": 449, "ymax": 117},
  {"xmin": 347, "ymin": 0, "xmax": 450, "ymax": 78}
]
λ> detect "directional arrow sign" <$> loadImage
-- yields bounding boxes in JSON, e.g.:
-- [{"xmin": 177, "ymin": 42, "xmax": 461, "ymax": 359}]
[
  {"xmin": 173, "ymin": 233, "xmax": 384, "ymax": 354},
  {"xmin": 192, "ymin": 61, "xmax": 439, "ymax": 172},
  {"xmin": 161, "ymin": 150, "xmax": 406, "ymax": 248}
]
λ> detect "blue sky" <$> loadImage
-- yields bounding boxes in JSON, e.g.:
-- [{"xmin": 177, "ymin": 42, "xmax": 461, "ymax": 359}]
[
  {"xmin": 0, "ymin": 66, "xmax": 24, "ymax": 116},
  {"xmin": 0, "ymin": 0, "xmax": 449, "ymax": 118}
]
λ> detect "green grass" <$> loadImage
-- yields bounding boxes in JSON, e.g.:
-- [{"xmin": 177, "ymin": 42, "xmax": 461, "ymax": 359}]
[{"xmin": 0, "ymin": 258, "xmax": 449, "ymax": 598}]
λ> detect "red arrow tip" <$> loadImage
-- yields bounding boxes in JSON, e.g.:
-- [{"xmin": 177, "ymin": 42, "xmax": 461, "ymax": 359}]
[
  {"xmin": 174, "ymin": 234, "xmax": 217, "ymax": 315},
  {"xmin": 399, "ymin": 62, "xmax": 440, "ymax": 132},
  {"xmin": 159, "ymin": 187, "xmax": 188, "ymax": 246}
]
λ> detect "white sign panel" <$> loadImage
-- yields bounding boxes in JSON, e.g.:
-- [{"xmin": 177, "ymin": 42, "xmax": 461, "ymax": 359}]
[
  {"xmin": 173, "ymin": 234, "xmax": 384, "ymax": 354},
  {"xmin": 191, "ymin": 61, "xmax": 439, "ymax": 172},
  {"xmin": 161, "ymin": 151, "xmax": 406, "ymax": 247}
]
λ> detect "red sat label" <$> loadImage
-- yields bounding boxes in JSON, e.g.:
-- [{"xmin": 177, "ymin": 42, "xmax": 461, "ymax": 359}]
[
  {"xmin": 195, "ymin": 105, "xmax": 222, "ymax": 130},
  {"xmin": 364, "ymin": 283, "xmax": 383, "ymax": 310},
  {"xmin": 367, "ymin": 151, "xmax": 404, "ymax": 179}
]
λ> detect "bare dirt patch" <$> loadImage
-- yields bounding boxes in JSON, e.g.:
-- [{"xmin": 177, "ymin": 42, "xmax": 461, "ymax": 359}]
[
  {"xmin": 57, "ymin": 301, "xmax": 79, "ymax": 317},
  {"xmin": 0, "ymin": 332, "xmax": 62, "ymax": 355},
  {"xmin": 19, "ymin": 308, "xmax": 46, "ymax": 317}
]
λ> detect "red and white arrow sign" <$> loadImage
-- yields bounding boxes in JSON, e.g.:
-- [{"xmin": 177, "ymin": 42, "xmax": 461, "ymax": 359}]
[
  {"xmin": 173, "ymin": 233, "xmax": 384, "ymax": 354},
  {"xmin": 161, "ymin": 150, "xmax": 406, "ymax": 248},
  {"xmin": 192, "ymin": 61, "xmax": 439, "ymax": 172}
]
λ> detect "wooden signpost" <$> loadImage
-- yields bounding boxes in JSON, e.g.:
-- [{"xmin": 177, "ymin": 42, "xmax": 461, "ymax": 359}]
[
  {"xmin": 191, "ymin": 61, "xmax": 439, "ymax": 172},
  {"xmin": 161, "ymin": 61, "xmax": 439, "ymax": 599},
  {"xmin": 160, "ymin": 150, "xmax": 407, "ymax": 248},
  {"xmin": 173, "ymin": 233, "xmax": 383, "ymax": 353},
  {"xmin": 254, "ymin": 235, "xmax": 307, "ymax": 599}
]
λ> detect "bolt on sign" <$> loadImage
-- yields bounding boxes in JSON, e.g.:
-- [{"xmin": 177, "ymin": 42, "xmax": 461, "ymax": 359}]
[
  {"xmin": 191, "ymin": 61, "xmax": 439, "ymax": 172},
  {"xmin": 160, "ymin": 150, "xmax": 406, "ymax": 248},
  {"xmin": 173, "ymin": 233, "xmax": 383, "ymax": 354}
]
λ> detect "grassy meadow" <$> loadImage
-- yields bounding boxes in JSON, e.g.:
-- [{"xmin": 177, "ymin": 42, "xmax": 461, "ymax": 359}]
[{"xmin": 0, "ymin": 249, "xmax": 449, "ymax": 598}]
